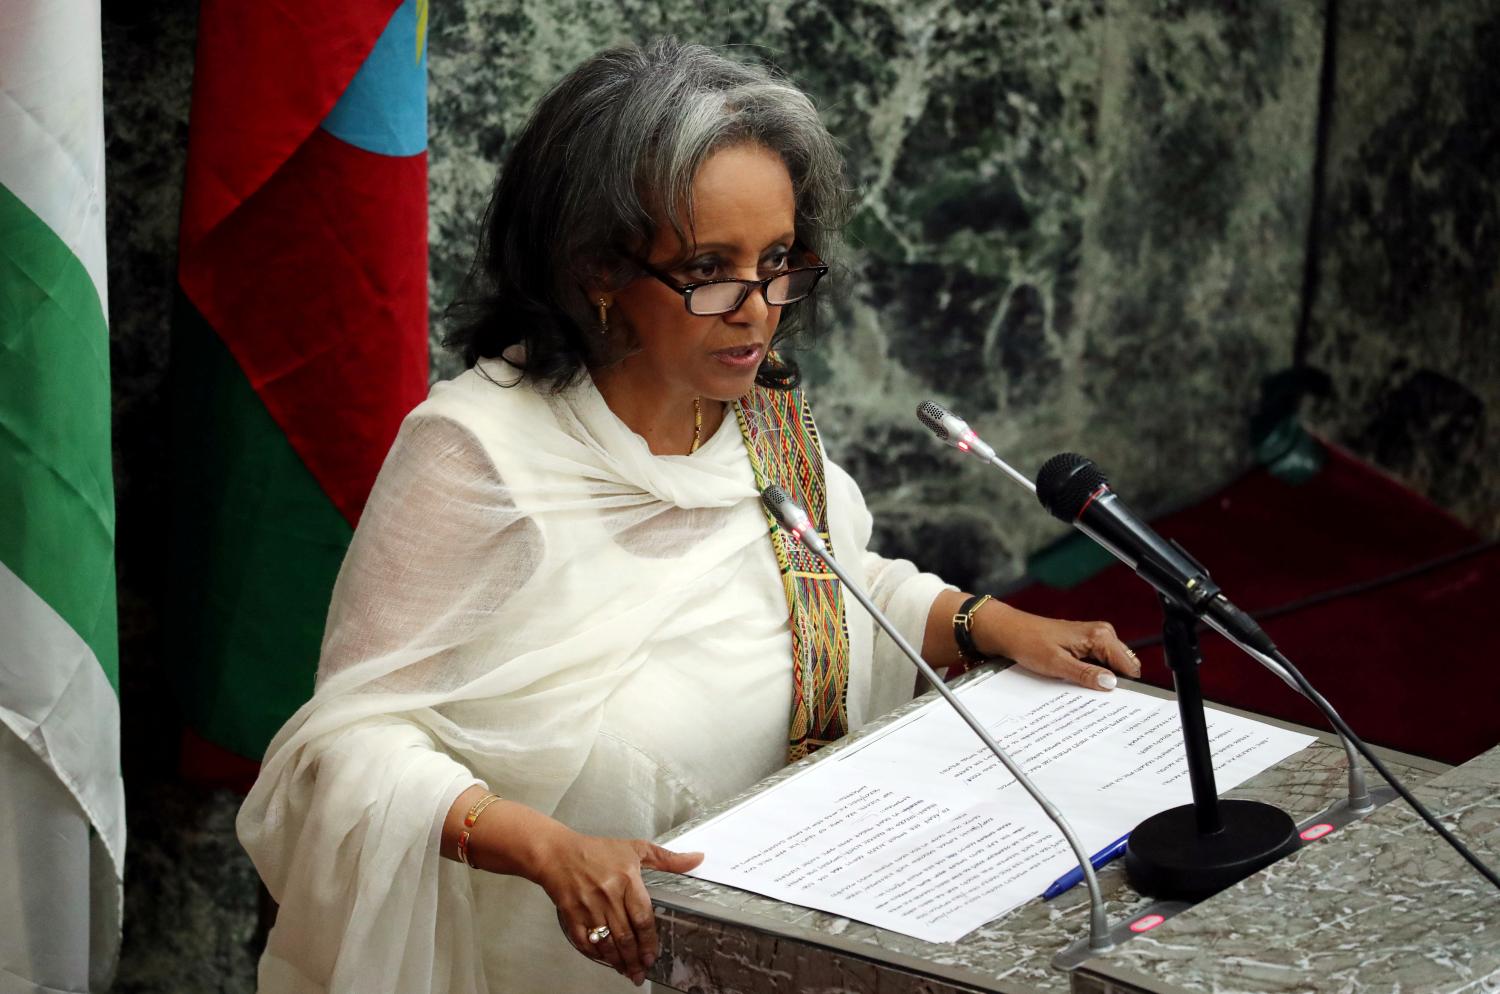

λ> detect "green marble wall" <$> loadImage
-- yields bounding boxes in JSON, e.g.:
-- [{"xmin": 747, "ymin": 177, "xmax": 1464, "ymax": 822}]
[
  {"xmin": 1302, "ymin": 1, "xmax": 1500, "ymax": 537},
  {"xmin": 96, "ymin": 1, "xmax": 1496, "ymax": 989}
]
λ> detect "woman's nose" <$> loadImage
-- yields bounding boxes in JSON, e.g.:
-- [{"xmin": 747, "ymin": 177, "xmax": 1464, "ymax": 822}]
[{"xmin": 726, "ymin": 284, "xmax": 771, "ymax": 324}]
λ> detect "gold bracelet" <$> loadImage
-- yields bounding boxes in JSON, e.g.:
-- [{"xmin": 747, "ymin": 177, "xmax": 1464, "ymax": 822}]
[{"xmin": 456, "ymin": 792, "xmax": 503, "ymax": 869}]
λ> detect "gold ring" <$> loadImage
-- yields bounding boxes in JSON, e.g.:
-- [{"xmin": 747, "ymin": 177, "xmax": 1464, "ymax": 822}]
[
  {"xmin": 587, "ymin": 924, "xmax": 611, "ymax": 944},
  {"xmin": 1127, "ymin": 649, "xmax": 1138, "ymax": 658}
]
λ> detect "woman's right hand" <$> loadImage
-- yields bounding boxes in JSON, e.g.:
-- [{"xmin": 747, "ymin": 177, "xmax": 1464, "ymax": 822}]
[
  {"xmin": 532, "ymin": 829, "xmax": 704, "ymax": 986},
  {"xmin": 443, "ymin": 787, "xmax": 703, "ymax": 985}
]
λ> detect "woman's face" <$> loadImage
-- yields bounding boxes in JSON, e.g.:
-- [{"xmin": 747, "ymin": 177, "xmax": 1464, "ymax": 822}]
[{"xmin": 607, "ymin": 143, "xmax": 797, "ymax": 405}]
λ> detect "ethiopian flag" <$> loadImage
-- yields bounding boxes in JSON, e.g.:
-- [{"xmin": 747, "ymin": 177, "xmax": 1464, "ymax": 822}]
[
  {"xmin": 172, "ymin": 0, "xmax": 430, "ymax": 772},
  {"xmin": 0, "ymin": 0, "xmax": 125, "ymax": 988}
]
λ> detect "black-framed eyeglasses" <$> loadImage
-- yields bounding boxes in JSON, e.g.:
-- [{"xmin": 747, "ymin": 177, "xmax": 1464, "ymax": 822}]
[{"xmin": 636, "ymin": 247, "xmax": 829, "ymax": 317}]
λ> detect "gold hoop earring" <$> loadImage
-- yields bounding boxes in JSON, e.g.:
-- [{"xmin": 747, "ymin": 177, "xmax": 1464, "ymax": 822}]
[{"xmin": 597, "ymin": 298, "xmax": 609, "ymax": 335}]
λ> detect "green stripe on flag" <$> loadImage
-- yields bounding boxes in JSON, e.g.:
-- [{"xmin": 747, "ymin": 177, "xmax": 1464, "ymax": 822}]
[
  {"xmin": 0, "ymin": 182, "xmax": 118, "ymax": 690},
  {"xmin": 169, "ymin": 294, "xmax": 354, "ymax": 759}
]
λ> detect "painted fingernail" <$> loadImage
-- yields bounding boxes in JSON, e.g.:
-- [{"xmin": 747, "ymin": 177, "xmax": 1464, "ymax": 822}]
[{"xmin": 1096, "ymin": 671, "xmax": 1117, "ymax": 690}]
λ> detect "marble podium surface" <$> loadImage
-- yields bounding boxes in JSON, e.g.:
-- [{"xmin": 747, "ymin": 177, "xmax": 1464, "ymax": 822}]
[
  {"xmin": 643, "ymin": 670, "xmax": 1478, "ymax": 994},
  {"xmin": 1072, "ymin": 740, "xmax": 1499, "ymax": 994}
]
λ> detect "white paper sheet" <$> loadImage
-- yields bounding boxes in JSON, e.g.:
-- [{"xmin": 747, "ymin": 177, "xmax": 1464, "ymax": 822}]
[{"xmin": 667, "ymin": 668, "xmax": 1315, "ymax": 943}]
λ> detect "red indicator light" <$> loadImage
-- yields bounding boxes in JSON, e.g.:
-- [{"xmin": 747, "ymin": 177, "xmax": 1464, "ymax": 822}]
[
  {"xmin": 957, "ymin": 440, "xmax": 970, "ymax": 451},
  {"xmin": 1299, "ymin": 823, "xmax": 1334, "ymax": 842},
  {"xmin": 1130, "ymin": 914, "xmax": 1165, "ymax": 933}
]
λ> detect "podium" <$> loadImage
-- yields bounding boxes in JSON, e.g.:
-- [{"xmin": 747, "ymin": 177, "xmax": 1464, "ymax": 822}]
[{"xmin": 644, "ymin": 673, "xmax": 1498, "ymax": 994}]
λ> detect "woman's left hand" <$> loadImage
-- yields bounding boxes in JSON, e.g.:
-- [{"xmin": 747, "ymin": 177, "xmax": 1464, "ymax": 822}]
[{"xmin": 972, "ymin": 600, "xmax": 1140, "ymax": 691}]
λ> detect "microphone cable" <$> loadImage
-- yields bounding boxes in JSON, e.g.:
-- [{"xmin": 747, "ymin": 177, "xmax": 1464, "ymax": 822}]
[
  {"xmin": 1123, "ymin": 538, "xmax": 1499, "ymax": 652},
  {"xmin": 1256, "ymin": 641, "xmax": 1500, "ymax": 891}
]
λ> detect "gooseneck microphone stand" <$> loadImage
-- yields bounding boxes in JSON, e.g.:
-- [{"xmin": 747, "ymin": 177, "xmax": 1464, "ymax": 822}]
[{"xmin": 758, "ymin": 486, "xmax": 1115, "ymax": 963}]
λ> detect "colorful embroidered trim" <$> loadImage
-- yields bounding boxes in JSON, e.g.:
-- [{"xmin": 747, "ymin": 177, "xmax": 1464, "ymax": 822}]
[{"xmin": 735, "ymin": 385, "xmax": 851, "ymax": 762}]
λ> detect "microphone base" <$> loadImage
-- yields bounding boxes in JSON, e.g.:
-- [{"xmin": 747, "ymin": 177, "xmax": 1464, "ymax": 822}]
[{"xmin": 1125, "ymin": 799, "xmax": 1298, "ymax": 901}]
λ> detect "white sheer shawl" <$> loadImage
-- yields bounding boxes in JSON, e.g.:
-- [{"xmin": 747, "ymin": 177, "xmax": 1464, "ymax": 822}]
[{"xmin": 237, "ymin": 360, "xmax": 950, "ymax": 993}]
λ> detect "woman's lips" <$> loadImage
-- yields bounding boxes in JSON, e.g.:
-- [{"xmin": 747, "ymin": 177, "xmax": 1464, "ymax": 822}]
[{"xmin": 711, "ymin": 343, "xmax": 764, "ymax": 369}]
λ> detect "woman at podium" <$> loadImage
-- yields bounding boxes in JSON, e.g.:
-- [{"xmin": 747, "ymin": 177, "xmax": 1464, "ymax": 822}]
[{"xmin": 236, "ymin": 37, "xmax": 1138, "ymax": 994}]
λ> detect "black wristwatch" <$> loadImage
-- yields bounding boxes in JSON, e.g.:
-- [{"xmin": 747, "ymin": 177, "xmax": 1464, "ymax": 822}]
[{"xmin": 952, "ymin": 593, "xmax": 993, "ymax": 663}]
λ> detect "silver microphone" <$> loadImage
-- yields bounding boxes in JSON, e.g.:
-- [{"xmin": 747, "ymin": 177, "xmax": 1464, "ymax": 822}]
[
  {"xmin": 759, "ymin": 485, "xmax": 1114, "ymax": 959},
  {"xmin": 759, "ymin": 484, "xmax": 826, "ymax": 554},
  {"xmin": 915, "ymin": 401, "xmax": 1035, "ymax": 493},
  {"xmin": 915, "ymin": 400, "xmax": 998, "ymax": 460}
]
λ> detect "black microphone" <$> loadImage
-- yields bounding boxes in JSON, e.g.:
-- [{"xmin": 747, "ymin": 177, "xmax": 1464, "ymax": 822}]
[
  {"xmin": 1034, "ymin": 454, "xmax": 1274, "ymax": 655},
  {"xmin": 919, "ymin": 408, "xmax": 1500, "ymax": 892},
  {"xmin": 1034, "ymin": 455, "xmax": 1500, "ymax": 893}
]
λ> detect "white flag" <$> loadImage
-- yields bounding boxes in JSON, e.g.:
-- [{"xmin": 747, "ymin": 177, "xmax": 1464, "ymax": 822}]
[{"xmin": 0, "ymin": 1, "xmax": 125, "ymax": 990}]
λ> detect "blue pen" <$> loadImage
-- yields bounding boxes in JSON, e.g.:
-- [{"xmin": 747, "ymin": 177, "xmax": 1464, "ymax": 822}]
[{"xmin": 1041, "ymin": 833, "xmax": 1131, "ymax": 900}]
